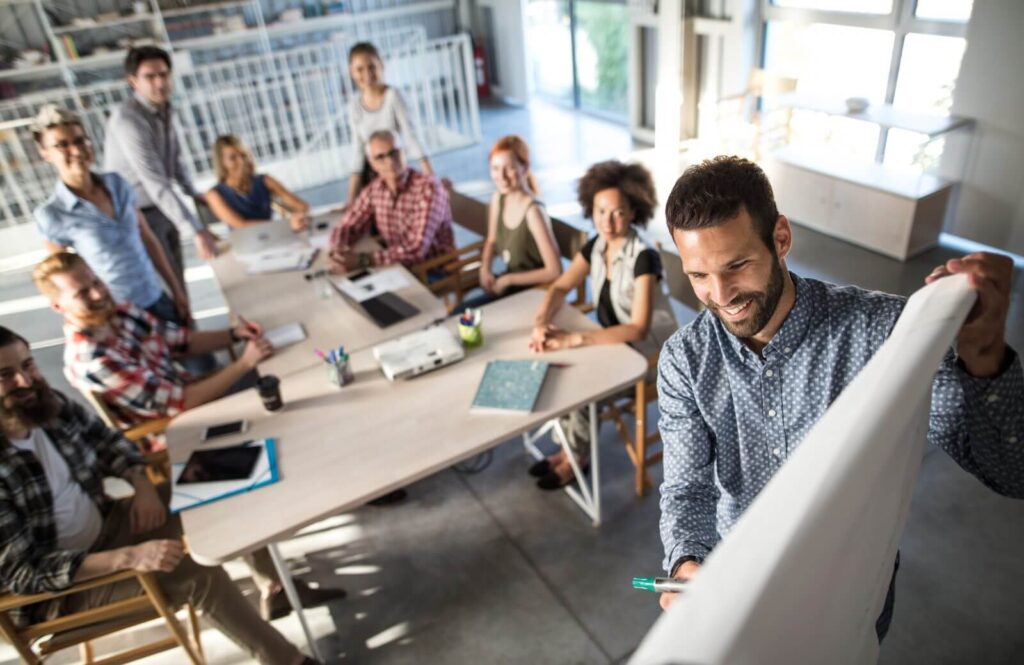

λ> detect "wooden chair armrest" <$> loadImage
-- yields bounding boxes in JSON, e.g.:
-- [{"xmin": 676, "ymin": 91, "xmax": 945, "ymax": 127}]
[
  {"xmin": 410, "ymin": 241, "xmax": 485, "ymax": 276},
  {"xmin": 123, "ymin": 418, "xmax": 172, "ymax": 443},
  {"xmin": 0, "ymin": 570, "xmax": 142, "ymax": 612}
]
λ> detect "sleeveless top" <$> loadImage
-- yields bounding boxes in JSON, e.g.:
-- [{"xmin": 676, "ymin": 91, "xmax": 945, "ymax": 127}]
[
  {"xmin": 582, "ymin": 229, "xmax": 678, "ymax": 359},
  {"xmin": 493, "ymin": 194, "xmax": 545, "ymax": 274},
  {"xmin": 214, "ymin": 174, "xmax": 273, "ymax": 221}
]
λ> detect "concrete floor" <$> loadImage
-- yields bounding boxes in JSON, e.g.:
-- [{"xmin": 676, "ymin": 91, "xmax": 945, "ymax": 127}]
[{"xmin": 1, "ymin": 100, "xmax": 1022, "ymax": 664}]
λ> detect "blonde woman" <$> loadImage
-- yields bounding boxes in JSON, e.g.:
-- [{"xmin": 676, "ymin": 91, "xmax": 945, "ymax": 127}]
[{"xmin": 206, "ymin": 135, "xmax": 310, "ymax": 231}]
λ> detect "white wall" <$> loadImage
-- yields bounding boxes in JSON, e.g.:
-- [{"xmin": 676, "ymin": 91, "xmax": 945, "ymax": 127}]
[
  {"xmin": 947, "ymin": 0, "xmax": 1024, "ymax": 256},
  {"xmin": 472, "ymin": 0, "xmax": 530, "ymax": 105}
]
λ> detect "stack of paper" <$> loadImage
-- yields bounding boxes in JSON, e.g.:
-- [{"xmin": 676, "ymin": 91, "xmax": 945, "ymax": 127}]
[{"xmin": 264, "ymin": 322, "xmax": 306, "ymax": 350}]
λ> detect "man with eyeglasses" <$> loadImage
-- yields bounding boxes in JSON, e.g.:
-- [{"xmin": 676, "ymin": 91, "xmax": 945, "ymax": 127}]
[
  {"xmin": 328, "ymin": 129, "xmax": 455, "ymax": 272},
  {"xmin": 104, "ymin": 46, "xmax": 220, "ymax": 290},
  {"xmin": 32, "ymin": 105, "xmax": 191, "ymax": 326}
]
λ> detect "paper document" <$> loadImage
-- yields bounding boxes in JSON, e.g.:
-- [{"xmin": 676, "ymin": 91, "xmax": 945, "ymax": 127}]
[
  {"xmin": 170, "ymin": 439, "xmax": 279, "ymax": 513},
  {"xmin": 309, "ymin": 234, "xmax": 332, "ymax": 251},
  {"xmin": 243, "ymin": 247, "xmax": 317, "ymax": 274},
  {"xmin": 264, "ymin": 322, "xmax": 306, "ymax": 350},
  {"xmin": 335, "ymin": 266, "xmax": 411, "ymax": 303},
  {"xmin": 631, "ymin": 275, "xmax": 977, "ymax": 665}
]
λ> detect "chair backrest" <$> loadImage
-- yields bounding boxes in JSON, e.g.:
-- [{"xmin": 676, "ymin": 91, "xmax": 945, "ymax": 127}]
[
  {"xmin": 78, "ymin": 388, "xmax": 118, "ymax": 429},
  {"xmin": 657, "ymin": 245, "xmax": 703, "ymax": 312},
  {"xmin": 549, "ymin": 217, "xmax": 588, "ymax": 263},
  {"xmin": 448, "ymin": 189, "xmax": 489, "ymax": 237}
]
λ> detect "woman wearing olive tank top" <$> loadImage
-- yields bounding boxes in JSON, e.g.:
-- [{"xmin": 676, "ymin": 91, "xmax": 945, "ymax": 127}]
[{"xmin": 456, "ymin": 136, "xmax": 561, "ymax": 313}]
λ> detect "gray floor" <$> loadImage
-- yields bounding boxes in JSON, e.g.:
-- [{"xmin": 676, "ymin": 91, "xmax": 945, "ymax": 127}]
[{"xmin": 1, "ymin": 100, "xmax": 1022, "ymax": 664}]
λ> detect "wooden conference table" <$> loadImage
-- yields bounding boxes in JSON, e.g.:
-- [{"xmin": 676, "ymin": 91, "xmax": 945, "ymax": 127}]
[
  {"xmin": 183, "ymin": 223, "xmax": 647, "ymax": 657},
  {"xmin": 210, "ymin": 225, "xmax": 447, "ymax": 377}
]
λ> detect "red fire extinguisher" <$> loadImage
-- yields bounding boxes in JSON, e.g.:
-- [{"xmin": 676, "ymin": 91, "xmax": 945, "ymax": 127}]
[{"xmin": 472, "ymin": 37, "xmax": 490, "ymax": 100}]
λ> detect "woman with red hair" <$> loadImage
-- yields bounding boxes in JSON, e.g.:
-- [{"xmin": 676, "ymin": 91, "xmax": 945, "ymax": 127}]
[{"xmin": 458, "ymin": 135, "xmax": 561, "ymax": 312}]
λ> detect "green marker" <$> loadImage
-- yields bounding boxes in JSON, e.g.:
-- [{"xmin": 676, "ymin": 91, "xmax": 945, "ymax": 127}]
[{"xmin": 632, "ymin": 577, "xmax": 688, "ymax": 593}]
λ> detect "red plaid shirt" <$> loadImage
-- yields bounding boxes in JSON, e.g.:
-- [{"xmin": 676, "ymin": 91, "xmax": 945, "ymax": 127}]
[
  {"xmin": 63, "ymin": 302, "xmax": 191, "ymax": 429},
  {"xmin": 331, "ymin": 168, "xmax": 455, "ymax": 267}
]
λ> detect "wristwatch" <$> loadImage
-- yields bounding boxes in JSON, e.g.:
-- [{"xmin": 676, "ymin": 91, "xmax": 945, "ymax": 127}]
[{"xmin": 670, "ymin": 555, "xmax": 703, "ymax": 576}]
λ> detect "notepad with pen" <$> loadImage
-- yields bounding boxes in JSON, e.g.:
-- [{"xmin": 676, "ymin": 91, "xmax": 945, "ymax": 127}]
[{"xmin": 170, "ymin": 438, "xmax": 279, "ymax": 513}]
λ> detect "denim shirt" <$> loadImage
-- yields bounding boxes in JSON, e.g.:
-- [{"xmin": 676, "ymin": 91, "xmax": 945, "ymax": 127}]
[
  {"xmin": 657, "ymin": 273, "xmax": 1024, "ymax": 573},
  {"xmin": 34, "ymin": 172, "xmax": 164, "ymax": 309}
]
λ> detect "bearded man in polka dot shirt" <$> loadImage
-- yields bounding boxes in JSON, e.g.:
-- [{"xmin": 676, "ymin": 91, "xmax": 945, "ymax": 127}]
[{"xmin": 656, "ymin": 156, "xmax": 1022, "ymax": 641}]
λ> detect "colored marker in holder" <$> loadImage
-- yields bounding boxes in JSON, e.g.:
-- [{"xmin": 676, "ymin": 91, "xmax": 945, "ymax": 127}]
[{"xmin": 457, "ymin": 308, "xmax": 483, "ymax": 347}]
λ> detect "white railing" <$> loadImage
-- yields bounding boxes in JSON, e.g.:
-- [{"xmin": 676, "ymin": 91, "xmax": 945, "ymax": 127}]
[{"xmin": 0, "ymin": 27, "xmax": 480, "ymax": 229}]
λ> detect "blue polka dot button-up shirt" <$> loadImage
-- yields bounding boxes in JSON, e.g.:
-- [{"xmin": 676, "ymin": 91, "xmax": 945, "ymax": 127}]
[{"xmin": 657, "ymin": 273, "xmax": 1024, "ymax": 573}]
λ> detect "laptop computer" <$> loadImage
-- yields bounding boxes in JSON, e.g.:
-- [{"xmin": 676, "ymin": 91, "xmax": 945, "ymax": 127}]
[
  {"xmin": 328, "ymin": 275, "xmax": 421, "ymax": 328},
  {"xmin": 372, "ymin": 326, "xmax": 465, "ymax": 380},
  {"xmin": 228, "ymin": 220, "xmax": 307, "ymax": 259}
]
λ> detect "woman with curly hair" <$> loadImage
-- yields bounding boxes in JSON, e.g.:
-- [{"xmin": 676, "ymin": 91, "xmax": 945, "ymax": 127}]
[{"xmin": 527, "ymin": 160, "xmax": 678, "ymax": 489}]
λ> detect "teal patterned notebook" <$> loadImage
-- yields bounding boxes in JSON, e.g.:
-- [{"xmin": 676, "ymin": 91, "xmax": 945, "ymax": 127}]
[{"xmin": 471, "ymin": 359, "xmax": 551, "ymax": 413}]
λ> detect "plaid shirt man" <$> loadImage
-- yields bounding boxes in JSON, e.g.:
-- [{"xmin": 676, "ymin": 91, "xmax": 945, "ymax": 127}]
[
  {"xmin": 0, "ymin": 392, "xmax": 142, "ymax": 627},
  {"xmin": 330, "ymin": 168, "xmax": 455, "ymax": 267},
  {"xmin": 64, "ymin": 302, "xmax": 191, "ymax": 429}
]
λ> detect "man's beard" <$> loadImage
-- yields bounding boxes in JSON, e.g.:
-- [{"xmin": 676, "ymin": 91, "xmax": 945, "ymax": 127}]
[
  {"xmin": 708, "ymin": 259, "xmax": 786, "ymax": 339},
  {"xmin": 78, "ymin": 297, "xmax": 116, "ymax": 328},
  {"xmin": 1, "ymin": 379, "xmax": 61, "ymax": 434}
]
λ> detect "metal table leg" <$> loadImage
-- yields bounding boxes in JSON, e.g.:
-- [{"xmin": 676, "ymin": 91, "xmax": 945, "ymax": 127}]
[{"xmin": 267, "ymin": 543, "xmax": 322, "ymax": 661}]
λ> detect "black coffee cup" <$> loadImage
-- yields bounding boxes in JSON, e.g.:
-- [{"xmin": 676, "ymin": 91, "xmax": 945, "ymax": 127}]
[{"xmin": 257, "ymin": 374, "xmax": 283, "ymax": 411}]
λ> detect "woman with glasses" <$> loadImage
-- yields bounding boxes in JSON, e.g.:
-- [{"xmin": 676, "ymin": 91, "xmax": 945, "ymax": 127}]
[{"xmin": 32, "ymin": 104, "xmax": 191, "ymax": 325}]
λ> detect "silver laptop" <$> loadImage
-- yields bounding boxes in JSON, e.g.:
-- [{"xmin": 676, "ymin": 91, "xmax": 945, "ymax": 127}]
[
  {"xmin": 372, "ymin": 326, "xmax": 465, "ymax": 381},
  {"xmin": 228, "ymin": 220, "xmax": 307, "ymax": 258}
]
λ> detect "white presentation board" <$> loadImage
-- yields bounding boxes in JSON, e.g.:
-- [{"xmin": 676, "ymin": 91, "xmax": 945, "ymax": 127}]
[{"xmin": 632, "ymin": 275, "xmax": 976, "ymax": 665}]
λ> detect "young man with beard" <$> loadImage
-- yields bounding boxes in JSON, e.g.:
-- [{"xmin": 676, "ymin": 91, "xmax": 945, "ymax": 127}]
[
  {"xmin": 33, "ymin": 251, "xmax": 270, "ymax": 431},
  {"xmin": 656, "ymin": 156, "xmax": 1023, "ymax": 639},
  {"xmin": 0, "ymin": 327, "xmax": 319, "ymax": 664},
  {"xmin": 32, "ymin": 252, "xmax": 347, "ymax": 619}
]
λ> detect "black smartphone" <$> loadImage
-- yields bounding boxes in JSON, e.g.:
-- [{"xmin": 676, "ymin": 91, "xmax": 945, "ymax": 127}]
[
  {"xmin": 201, "ymin": 420, "xmax": 248, "ymax": 441},
  {"xmin": 346, "ymin": 269, "xmax": 370, "ymax": 281}
]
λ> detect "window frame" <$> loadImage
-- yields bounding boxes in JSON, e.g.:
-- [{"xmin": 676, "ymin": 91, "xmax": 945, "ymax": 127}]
[{"xmin": 761, "ymin": 0, "xmax": 969, "ymax": 162}]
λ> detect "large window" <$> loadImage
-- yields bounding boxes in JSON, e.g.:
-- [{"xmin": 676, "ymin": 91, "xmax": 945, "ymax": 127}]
[
  {"xmin": 762, "ymin": 0, "xmax": 972, "ymax": 168},
  {"xmin": 525, "ymin": 0, "xmax": 629, "ymax": 119}
]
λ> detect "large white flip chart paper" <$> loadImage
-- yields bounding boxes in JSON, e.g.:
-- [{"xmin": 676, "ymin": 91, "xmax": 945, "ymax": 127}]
[{"xmin": 632, "ymin": 274, "xmax": 976, "ymax": 665}]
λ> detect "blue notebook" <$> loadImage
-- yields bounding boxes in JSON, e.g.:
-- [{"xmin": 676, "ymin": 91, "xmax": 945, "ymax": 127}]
[
  {"xmin": 170, "ymin": 438, "xmax": 279, "ymax": 513},
  {"xmin": 471, "ymin": 360, "xmax": 550, "ymax": 414}
]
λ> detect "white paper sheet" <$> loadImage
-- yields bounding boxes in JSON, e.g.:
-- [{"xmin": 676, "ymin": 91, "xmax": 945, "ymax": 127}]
[
  {"xmin": 264, "ymin": 322, "xmax": 306, "ymax": 350},
  {"xmin": 243, "ymin": 247, "xmax": 317, "ymax": 274},
  {"xmin": 631, "ymin": 275, "xmax": 976, "ymax": 665},
  {"xmin": 334, "ymin": 266, "xmax": 411, "ymax": 302}
]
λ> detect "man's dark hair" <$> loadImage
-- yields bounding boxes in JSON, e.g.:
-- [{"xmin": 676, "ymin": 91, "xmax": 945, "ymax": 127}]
[
  {"xmin": 665, "ymin": 156, "xmax": 779, "ymax": 251},
  {"xmin": 577, "ymin": 160, "xmax": 658, "ymax": 228},
  {"xmin": 124, "ymin": 46, "xmax": 172, "ymax": 76},
  {"xmin": 348, "ymin": 41, "xmax": 381, "ymax": 64},
  {"xmin": 0, "ymin": 327, "xmax": 29, "ymax": 350}
]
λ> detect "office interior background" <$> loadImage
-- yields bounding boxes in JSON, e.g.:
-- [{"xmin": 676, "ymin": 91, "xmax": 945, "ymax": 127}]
[{"xmin": 0, "ymin": 0, "xmax": 1022, "ymax": 663}]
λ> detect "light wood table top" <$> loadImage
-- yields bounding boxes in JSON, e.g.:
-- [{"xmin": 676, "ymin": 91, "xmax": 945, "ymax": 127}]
[
  {"xmin": 168, "ymin": 289, "xmax": 647, "ymax": 565},
  {"xmin": 209, "ymin": 229, "xmax": 447, "ymax": 378}
]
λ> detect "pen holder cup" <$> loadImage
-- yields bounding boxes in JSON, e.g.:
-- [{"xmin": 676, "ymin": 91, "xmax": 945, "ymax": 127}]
[
  {"xmin": 327, "ymin": 359, "xmax": 355, "ymax": 387},
  {"xmin": 457, "ymin": 321, "xmax": 484, "ymax": 348}
]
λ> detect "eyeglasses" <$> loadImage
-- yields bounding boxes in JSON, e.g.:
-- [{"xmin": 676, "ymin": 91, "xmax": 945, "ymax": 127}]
[
  {"xmin": 370, "ymin": 148, "xmax": 401, "ymax": 162},
  {"xmin": 46, "ymin": 136, "xmax": 91, "ymax": 152}
]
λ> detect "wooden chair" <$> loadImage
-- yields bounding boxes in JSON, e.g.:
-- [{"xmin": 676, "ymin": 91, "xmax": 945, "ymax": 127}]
[
  {"xmin": 78, "ymin": 390, "xmax": 172, "ymax": 483},
  {"xmin": 0, "ymin": 570, "xmax": 204, "ymax": 664},
  {"xmin": 409, "ymin": 240, "xmax": 486, "ymax": 311},
  {"xmin": 600, "ymin": 354, "xmax": 661, "ymax": 497},
  {"xmin": 656, "ymin": 244, "xmax": 703, "ymax": 312},
  {"xmin": 548, "ymin": 217, "xmax": 591, "ymax": 310}
]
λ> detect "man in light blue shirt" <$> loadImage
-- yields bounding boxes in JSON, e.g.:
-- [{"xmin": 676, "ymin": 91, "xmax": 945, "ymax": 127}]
[
  {"xmin": 32, "ymin": 105, "xmax": 190, "ymax": 324},
  {"xmin": 656, "ymin": 156, "xmax": 1023, "ymax": 639}
]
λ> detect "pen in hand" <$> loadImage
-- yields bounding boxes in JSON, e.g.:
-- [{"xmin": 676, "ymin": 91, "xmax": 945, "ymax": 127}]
[{"xmin": 632, "ymin": 577, "xmax": 688, "ymax": 593}]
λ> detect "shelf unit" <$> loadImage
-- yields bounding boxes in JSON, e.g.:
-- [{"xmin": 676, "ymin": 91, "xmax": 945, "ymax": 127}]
[
  {"xmin": 761, "ymin": 95, "xmax": 974, "ymax": 261},
  {"xmin": 0, "ymin": 0, "xmax": 270, "ymax": 97}
]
